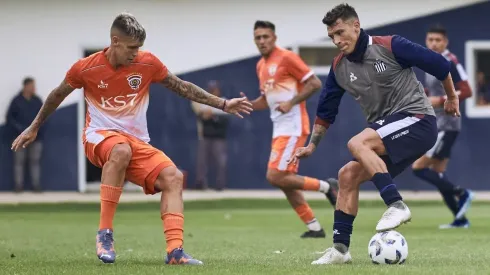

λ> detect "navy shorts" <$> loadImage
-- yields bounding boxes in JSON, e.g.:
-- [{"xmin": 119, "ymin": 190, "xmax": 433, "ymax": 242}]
[
  {"xmin": 368, "ymin": 112, "xmax": 438, "ymax": 178},
  {"xmin": 425, "ymin": 130, "xmax": 459, "ymax": 160}
]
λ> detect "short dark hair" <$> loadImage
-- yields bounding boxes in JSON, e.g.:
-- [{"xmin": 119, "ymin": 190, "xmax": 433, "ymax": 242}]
[
  {"xmin": 322, "ymin": 3, "xmax": 359, "ymax": 26},
  {"xmin": 427, "ymin": 24, "xmax": 447, "ymax": 37},
  {"xmin": 111, "ymin": 12, "xmax": 146, "ymax": 42},
  {"xmin": 23, "ymin": 77, "xmax": 34, "ymax": 86},
  {"xmin": 254, "ymin": 20, "xmax": 275, "ymax": 32}
]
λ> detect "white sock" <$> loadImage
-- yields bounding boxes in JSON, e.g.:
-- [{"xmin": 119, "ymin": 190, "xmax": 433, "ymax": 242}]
[
  {"xmin": 307, "ymin": 218, "xmax": 322, "ymax": 231},
  {"xmin": 318, "ymin": 180, "xmax": 330, "ymax": 193}
]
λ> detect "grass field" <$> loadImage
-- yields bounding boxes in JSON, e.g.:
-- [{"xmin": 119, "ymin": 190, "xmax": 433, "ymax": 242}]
[{"xmin": 0, "ymin": 199, "xmax": 488, "ymax": 275}]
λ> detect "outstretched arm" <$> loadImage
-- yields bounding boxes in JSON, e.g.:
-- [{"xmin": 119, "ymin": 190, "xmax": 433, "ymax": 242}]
[
  {"xmin": 391, "ymin": 35, "xmax": 458, "ymax": 99},
  {"xmin": 391, "ymin": 35, "xmax": 460, "ymax": 116},
  {"xmin": 161, "ymin": 72, "xmax": 253, "ymax": 118},
  {"xmin": 11, "ymin": 80, "xmax": 75, "ymax": 151},
  {"xmin": 240, "ymin": 92, "xmax": 268, "ymax": 110},
  {"xmin": 430, "ymin": 61, "xmax": 472, "ymax": 107},
  {"xmin": 32, "ymin": 80, "xmax": 75, "ymax": 129},
  {"xmin": 161, "ymin": 73, "xmax": 225, "ymax": 110}
]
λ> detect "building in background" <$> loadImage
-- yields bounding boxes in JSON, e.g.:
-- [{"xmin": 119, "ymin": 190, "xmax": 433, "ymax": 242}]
[{"xmin": 0, "ymin": 0, "xmax": 489, "ymax": 192}]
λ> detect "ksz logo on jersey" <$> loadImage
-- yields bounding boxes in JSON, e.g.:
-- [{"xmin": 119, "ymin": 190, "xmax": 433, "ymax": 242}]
[
  {"xmin": 127, "ymin": 73, "xmax": 142, "ymax": 90},
  {"xmin": 373, "ymin": 59, "xmax": 387, "ymax": 73},
  {"xmin": 100, "ymin": 94, "xmax": 138, "ymax": 110}
]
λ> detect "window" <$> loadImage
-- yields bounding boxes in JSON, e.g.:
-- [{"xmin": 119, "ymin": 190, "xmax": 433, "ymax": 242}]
[
  {"xmin": 289, "ymin": 41, "xmax": 338, "ymax": 75},
  {"xmin": 464, "ymin": 41, "xmax": 490, "ymax": 118},
  {"xmin": 298, "ymin": 46, "xmax": 339, "ymax": 67}
]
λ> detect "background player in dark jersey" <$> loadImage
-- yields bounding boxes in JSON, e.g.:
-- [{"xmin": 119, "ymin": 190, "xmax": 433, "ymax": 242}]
[
  {"xmin": 288, "ymin": 4, "xmax": 460, "ymax": 264},
  {"xmin": 412, "ymin": 25, "xmax": 474, "ymax": 229}
]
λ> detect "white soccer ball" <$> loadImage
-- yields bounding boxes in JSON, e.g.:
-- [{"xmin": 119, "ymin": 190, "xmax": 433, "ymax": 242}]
[{"xmin": 368, "ymin": 230, "xmax": 408, "ymax": 265}]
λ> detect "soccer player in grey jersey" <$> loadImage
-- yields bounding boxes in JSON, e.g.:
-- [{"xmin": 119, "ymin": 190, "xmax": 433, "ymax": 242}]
[
  {"xmin": 412, "ymin": 25, "xmax": 474, "ymax": 229},
  {"xmin": 288, "ymin": 4, "xmax": 461, "ymax": 264}
]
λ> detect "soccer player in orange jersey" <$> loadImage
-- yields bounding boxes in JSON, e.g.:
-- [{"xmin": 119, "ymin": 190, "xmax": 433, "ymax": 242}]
[
  {"xmin": 241, "ymin": 21, "xmax": 339, "ymax": 238},
  {"xmin": 11, "ymin": 13, "xmax": 252, "ymax": 265}
]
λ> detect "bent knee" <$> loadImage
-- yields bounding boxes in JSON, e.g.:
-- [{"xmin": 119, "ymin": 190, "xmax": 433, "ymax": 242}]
[
  {"xmin": 156, "ymin": 166, "xmax": 183, "ymax": 192},
  {"xmin": 412, "ymin": 156, "xmax": 430, "ymax": 170},
  {"xmin": 338, "ymin": 161, "xmax": 366, "ymax": 190},
  {"xmin": 266, "ymin": 169, "xmax": 286, "ymax": 187},
  {"xmin": 348, "ymin": 129, "xmax": 385, "ymax": 155},
  {"xmin": 347, "ymin": 137, "xmax": 362, "ymax": 153},
  {"xmin": 431, "ymin": 162, "xmax": 447, "ymax": 173},
  {"xmin": 108, "ymin": 143, "xmax": 132, "ymax": 167}
]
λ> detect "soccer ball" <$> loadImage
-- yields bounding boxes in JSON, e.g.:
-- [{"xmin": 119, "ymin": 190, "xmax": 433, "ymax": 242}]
[{"xmin": 368, "ymin": 230, "xmax": 408, "ymax": 265}]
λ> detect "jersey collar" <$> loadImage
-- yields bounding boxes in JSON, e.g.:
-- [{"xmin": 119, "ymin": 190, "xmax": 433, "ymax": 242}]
[{"xmin": 346, "ymin": 28, "xmax": 370, "ymax": 63}]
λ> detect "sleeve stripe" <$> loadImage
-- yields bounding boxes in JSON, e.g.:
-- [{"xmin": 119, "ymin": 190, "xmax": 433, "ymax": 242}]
[
  {"xmin": 456, "ymin": 63, "xmax": 468, "ymax": 81},
  {"xmin": 300, "ymin": 71, "xmax": 315, "ymax": 83}
]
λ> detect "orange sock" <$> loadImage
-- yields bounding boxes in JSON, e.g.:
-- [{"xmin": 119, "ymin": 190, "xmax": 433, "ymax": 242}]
[
  {"xmin": 99, "ymin": 184, "xmax": 123, "ymax": 230},
  {"xmin": 162, "ymin": 213, "xmax": 184, "ymax": 254},
  {"xmin": 294, "ymin": 203, "xmax": 315, "ymax": 224},
  {"xmin": 303, "ymin": 177, "xmax": 320, "ymax": 191}
]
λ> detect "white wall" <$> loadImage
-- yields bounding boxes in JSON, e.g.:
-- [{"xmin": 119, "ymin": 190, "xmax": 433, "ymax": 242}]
[{"xmin": 0, "ymin": 0, "xmax": 484, "ymax": 124}]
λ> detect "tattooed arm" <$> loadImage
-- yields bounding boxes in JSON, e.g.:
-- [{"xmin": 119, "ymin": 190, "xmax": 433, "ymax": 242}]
[
  {"xmin": 308, "ymin": 68, "xmax": 345, "ymax": 150},
  {"xmin": 161, "ymin": 73, "xmax": 225, "ymax": 110},
  {"xmin": 308, "ymin": 124, "xmax": 328, "ymax": 149},
  {"xmin": 287, "ymin": 66, "xmax": 344, "ymax": 163},
  {"xmin": 12, "ymin": 80, "xmax": 75, "ymax": 151},
  {"xmin": 32, "ymin": 80, "xmax": 75, "ymax": 129}
]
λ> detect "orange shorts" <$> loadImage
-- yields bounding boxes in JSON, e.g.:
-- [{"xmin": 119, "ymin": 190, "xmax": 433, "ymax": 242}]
[
  {"xmin": 268, "ymin": 135, "xmax": 308, "ymax": 173},
  {"xmin": 84, "ymin": 130, "xmax": 175, "ymax": 195}
]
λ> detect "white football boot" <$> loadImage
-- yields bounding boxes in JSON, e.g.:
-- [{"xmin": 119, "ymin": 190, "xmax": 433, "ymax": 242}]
[
  {"xmin": 311, "ymin": 247, "xmax": 352, "ymax": 265},
  {"xmin": 376, "ymin": 201, "xmax": 412, "ymax": 232}
]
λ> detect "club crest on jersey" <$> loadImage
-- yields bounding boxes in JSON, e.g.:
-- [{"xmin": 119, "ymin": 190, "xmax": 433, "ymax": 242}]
[
  {"xmin": 268, "ymin": 65, "xmax": 277, "ymax": 76},
  {"xmin": 127, "ymin": 73, "xmax": 143, "ymax": 90},
  {"xmin": 373, "ymin": 59, "xmax": 387, "ymax": 73}
]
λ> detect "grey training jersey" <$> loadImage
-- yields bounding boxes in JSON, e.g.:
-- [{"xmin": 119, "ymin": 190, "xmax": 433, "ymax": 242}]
[
  {"xmin": 425, "ymin": 49, "xmax": 468, "ymax": 131},
  {"xmin": 333, "ymin": 36, "xmax": 436, "ymax": 123}
]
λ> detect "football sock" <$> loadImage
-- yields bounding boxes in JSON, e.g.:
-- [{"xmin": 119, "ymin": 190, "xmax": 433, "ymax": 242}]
[
  {"xmin": 413, "ymin": 168, "xmax": 460, "ymax": 216},
  {"xmin": 294, "ymin": 203, "xmax": 321, "ymax": 231},
  {"xmin": 99, "ymin": 184, "xmax": 123, "ymax": 230},
  {"xmin": 162, "ymin": 213, "xmax": 184, "ymax": 253},
  {"xmin": 303, "ymin": 177, "xmax": 330, "ymax": 193},
  {"xmin": 372, "ymin": 173, "xmax": 403, "ymax": 206},
  {"xmin": 333, "ymin": 210, "xmax": 355, "ymax": 253}
]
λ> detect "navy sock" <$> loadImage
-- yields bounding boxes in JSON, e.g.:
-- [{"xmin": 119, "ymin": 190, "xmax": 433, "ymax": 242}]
[
  {"xmin": 333, "ymin": 210, "xmax": 355, "ymax": 249},
  {"xmin": 413, "ymin": 168, "xmax": 459, "ymax": 216},
  {"xmin": 441, "ymin": 173, "xmax": 465, "ymax": 197},
  {"xmin": 413, "ymin": 168, "xmax": 459, "ymax": 193},
  {"xmin": 372, "ymin": 173, "xmax": 402, "ymax": 206}
]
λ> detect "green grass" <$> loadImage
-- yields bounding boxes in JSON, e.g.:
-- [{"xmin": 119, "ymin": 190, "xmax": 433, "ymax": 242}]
[{"xmin": 0, "ymin": 199, "xmax": 488, "ymax": 275}]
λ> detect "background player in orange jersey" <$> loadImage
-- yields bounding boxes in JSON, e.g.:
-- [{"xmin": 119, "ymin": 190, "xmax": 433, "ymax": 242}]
[
  {"xmin": 11, "ymin": 13, "xmax": 252, "ymax": 265},
  {"xmin": 241, "ymin": 21, "xmax": 339, "ymax": 238}
]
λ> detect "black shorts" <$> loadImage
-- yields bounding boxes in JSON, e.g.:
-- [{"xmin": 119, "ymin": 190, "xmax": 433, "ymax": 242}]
[
  {"xmin": 425, "ymin": 130, "xmax": 459, "ymax": 160},
  {"xmin": 368, "ymin": 112, "xmax": 438, "ymax": 178}
]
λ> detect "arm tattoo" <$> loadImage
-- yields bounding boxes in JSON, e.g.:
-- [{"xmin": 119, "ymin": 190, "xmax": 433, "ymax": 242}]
[
  {"xmin": 309, "ymin": 124, "xmax": 327, "ymax": 147},
  {"xmin": 32, "ymin": 80, "xmax": 74, "ymax": 128},
  {"xmin": 161, "ymin": 73, "xmax": 225, "ymax": 109}
]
